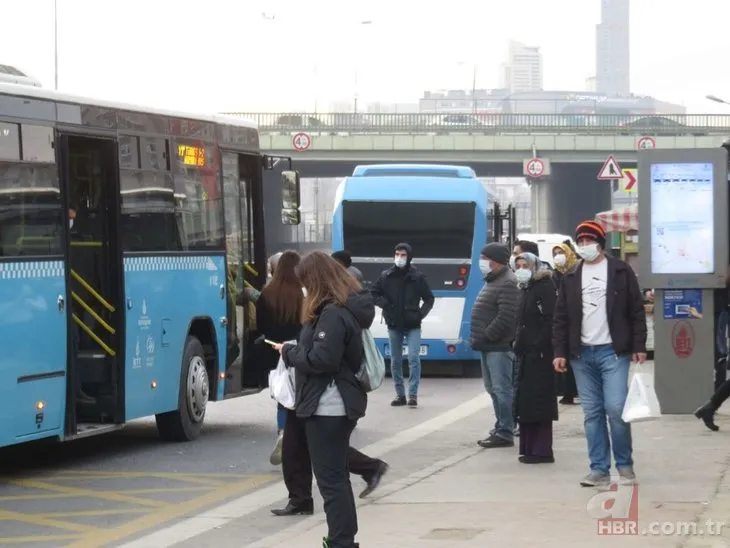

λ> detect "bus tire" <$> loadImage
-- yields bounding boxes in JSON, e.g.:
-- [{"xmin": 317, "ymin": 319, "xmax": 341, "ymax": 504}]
[{"xmin": 155, "ymin": 336, "xmax": 209, "ymax": 442}]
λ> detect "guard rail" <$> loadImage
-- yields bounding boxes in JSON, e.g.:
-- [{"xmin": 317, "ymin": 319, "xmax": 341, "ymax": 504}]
[{"xmin": 223, "ymin": 112, "xmax": 730, "ymax": 135}]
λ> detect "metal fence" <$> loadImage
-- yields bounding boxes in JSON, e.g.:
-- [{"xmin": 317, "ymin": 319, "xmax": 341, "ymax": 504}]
[{"xmin": 224, "ymin": 112, "xmax": 730, "ymax": 135}]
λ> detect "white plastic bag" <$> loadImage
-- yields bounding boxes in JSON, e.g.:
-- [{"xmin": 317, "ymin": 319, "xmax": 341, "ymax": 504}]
[
  {"xmin": 268, "ymin": 342, "xmax": 297, "ymax": 410},
  {"xmin": 621, "ymin": 368, "xmax": 661, "ymax": 423},
  {"xmin": 356, "ymin": 329, "xmax": 386, "ymax": 392}
]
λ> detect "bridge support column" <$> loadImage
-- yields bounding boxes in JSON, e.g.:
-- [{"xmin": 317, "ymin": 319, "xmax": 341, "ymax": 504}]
[{"xmin": 529, "ymin": 163, "xmax": 613, "ymax": 235}]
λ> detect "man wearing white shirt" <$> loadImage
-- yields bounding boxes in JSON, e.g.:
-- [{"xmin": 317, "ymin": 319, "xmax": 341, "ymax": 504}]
[{"xmin": 552, "ymin": 221, "xmax": 647, "ymax": 487}]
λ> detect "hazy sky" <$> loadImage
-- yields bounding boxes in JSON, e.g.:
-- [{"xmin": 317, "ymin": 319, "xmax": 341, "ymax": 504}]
[{"xmin": 2, "ymin": 0, "xmax": 729, "ymax": 114}]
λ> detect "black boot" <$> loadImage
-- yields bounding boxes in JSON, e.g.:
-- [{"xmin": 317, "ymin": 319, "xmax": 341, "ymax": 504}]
[
  {"xmin": 694, "ymin": 403, "xmax": 719, "ymax": 431},
  {"xmin": 271, "ymin": 500, "xmax": 314, "ymax": 516}
]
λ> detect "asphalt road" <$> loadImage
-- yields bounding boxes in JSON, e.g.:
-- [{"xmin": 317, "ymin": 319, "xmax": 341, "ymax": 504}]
[{"xmin": 0, "ymin": 376, "xmax": 486, "ymax": 547}]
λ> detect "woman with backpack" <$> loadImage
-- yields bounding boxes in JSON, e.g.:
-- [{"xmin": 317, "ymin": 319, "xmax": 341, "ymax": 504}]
[{"xmin": 272, "ymin": 252, "xmax": 386, "ymax": 547}]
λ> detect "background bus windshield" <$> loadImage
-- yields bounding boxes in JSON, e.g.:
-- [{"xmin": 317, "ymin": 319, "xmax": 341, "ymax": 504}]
[{"xmin": 342, "ymin": 201, "xmax": 476, "ymax": 258}]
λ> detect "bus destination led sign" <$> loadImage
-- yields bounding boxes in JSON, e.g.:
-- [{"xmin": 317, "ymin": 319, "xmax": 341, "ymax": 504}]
[{"xmin": 177, "ymin": 144, "xmax": 206, "ymax": 167}]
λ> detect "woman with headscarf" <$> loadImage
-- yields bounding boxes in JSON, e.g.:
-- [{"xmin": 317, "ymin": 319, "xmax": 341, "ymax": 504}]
[
  {"xmin": 513, "ymin": 252, "xmax": 558, "ymax": 464},
  {"xmin": 551, "ymin": 242, "xmax": 579, "ymax": 405}
]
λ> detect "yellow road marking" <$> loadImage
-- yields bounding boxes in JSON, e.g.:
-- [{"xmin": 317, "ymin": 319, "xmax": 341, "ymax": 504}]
[
  {"xmin": 0, "ymin": 485, "xmax": 208, "ymax": 502},
  {"xmin": 48, "ymin": 471, "xmax": 234, "ymax": 487},
  {"xmin": 65, "ymin": 474, "xmax": 276, "ymax": 548},
  {"xmin": 0, "ymin": 534, "xmax": 81, "ymax": 544},
  {"xmin": 35, "ymin": 508, "xmax": 148, "ymax": 519},
  {"xmin": 2, "ymin": 479, "xmax": 167, "ymax": 507},
  {"xmin": 0, "ymin": 508, "xmax": 98, "ymax": 533}
]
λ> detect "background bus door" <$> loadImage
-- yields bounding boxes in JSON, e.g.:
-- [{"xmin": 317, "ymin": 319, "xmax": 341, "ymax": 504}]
[
  {"xmin": 222, "ymin": 152, "xmax": 266, "ymax": 396},
  {"xmin": 58, "ymin": 133, "xmax": 125, "ymax": 437}
]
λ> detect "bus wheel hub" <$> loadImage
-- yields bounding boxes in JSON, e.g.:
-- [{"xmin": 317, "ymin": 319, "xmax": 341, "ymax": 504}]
[{"xmin": 187, "ymin": 356, "xmax": 209, "ymax": 422}]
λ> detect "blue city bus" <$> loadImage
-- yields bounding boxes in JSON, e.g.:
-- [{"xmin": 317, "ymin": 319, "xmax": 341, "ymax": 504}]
[
  {"xmin": 0, "ymin": 82, "xmax": 301, "ymax": 449},
  {"xmin": 331, "ymin": 164, "xmax": 501, "ymax": 371}
]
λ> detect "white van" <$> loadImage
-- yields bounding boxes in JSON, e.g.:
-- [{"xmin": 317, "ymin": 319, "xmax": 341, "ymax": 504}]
[{"xmin": 517, "ymin": 233, "xmax": 575, "ymax": 267}]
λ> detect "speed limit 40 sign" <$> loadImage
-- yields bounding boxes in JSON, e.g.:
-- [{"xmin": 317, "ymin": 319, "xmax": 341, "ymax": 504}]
[
  {"xmin": 292, "ymin": 132, "xmax": 312, "ymax": 152},
  {"xmin": 523, "ymin": 157, "xmax": 550, "ymax": 178}
]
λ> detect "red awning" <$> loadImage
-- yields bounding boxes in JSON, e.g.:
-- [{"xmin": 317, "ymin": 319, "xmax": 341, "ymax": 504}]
[{"xmin": 595, "ymin": 204, "xmax": 639, "ymax": 232}]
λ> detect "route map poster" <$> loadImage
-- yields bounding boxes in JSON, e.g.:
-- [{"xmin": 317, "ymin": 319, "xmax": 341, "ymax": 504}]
[{"xmin": 649, "ymin": 162, "xmax": 714, "ymax": 275}]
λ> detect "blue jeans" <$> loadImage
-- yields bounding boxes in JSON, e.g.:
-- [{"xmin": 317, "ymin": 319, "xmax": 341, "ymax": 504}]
[
  {"xmin": 479, "ymin": 351, "xmax": 515, "ymax": 442},
  {"xmin": 388, "ymin": 328, "xmax": 422, "ymax": 398},
  {"xmin": 571, "ymin": 344, "xmax": 632, "ymax": 474},
  {"xmin": 276, "ymin": 404, "xmax": 287, "ymax": 431}
]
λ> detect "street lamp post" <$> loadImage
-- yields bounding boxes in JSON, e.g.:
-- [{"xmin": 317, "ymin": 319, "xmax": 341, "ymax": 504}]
[
  {"xmin": 707, "ymin": 94, "xmax": 730, "ymax": 106},
  {"xmin": 352, "ymin": 20, "xmax": 372, "ymax": 114},
  {"xmin": 53, "ymin": 0, "xmax": 59, "ymax": 90}
]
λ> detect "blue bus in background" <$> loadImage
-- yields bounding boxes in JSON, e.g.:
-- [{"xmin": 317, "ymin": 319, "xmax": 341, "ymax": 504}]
[
  {"xmin": 0, "ymin": 83, "xmax": 301, "ymax": 450},
  {"xmin": 332, "ymin": 164, "xmax": 504, "ymax": 372}
]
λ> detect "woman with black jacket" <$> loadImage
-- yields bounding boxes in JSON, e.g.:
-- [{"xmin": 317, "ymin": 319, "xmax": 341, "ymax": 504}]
[
  {"xmin": 551, "ymin": 242, "xmax": 579, "ymax": 405},
  {"xmin": 255, "ymin": 250, "xmax": 303, "ymax": 465},
  {"xmin": 513, "ymin": 252, "xmax": 559, "ymax": 464},
  {"xmin": 274, "ymin": 251, "xmax": 375, "ymax": 548}
]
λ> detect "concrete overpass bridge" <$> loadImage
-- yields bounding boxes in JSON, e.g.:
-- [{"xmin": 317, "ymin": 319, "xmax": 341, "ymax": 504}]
[{"xmin": 243, "ymin": 112, "xmax": 730, "ymax": 236}]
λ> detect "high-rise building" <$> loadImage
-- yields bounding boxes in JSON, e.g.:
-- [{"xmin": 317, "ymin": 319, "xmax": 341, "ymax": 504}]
[
  {"xmin": 499, "ymin": 41, "xmax": 543, "ymax": 93},
  {"xmin": 595, "ymin": 0, "xmax": 630, "ymax": 96}
]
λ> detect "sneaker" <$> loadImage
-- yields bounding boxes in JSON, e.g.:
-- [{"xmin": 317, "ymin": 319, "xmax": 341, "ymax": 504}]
[
  {"xmin": 407, "ymin": 397, "xmax": 418, "ymax": 408},
  {"xmin": 391, "ymin": 396, "xmax": 407, "ymax": 407},
  {"xmin": 477, "ymin": 434, "xmax": 514, "ymax": 448},
  {"xmin": 617, "ymin": 466, "xmax": 637, "ymax": 485},
  {"xmin": 579, "ymin": 471, "xmax": 610, "ymax": 487},
  {"xmin": 269, "ymin": 432, "xmax": 283, "ymax": 466}
]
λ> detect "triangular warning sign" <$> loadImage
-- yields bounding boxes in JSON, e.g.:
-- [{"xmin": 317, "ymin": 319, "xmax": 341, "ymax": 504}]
[{"xmin": 598, "ymin": 155, "xmax": 622, "ymax": 180}]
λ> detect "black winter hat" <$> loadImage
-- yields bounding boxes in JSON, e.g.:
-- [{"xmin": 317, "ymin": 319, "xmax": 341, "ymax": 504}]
[{"xmin": 481, "ymin": 243, "xmax": 510, "ymax": 265}]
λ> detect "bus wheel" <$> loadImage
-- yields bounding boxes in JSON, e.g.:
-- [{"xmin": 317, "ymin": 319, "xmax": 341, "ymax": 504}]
[{"xmin": 156, "ymin": 336, "xmax": 209, "ymax": 441}]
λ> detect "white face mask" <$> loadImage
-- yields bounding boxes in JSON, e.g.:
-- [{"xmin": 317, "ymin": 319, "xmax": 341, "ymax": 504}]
[
  {"xmin": 553, "ymin": 254, "xmax": 566, "ymax": 267},
  {"xmin": 68, "ymin": 219, "xmax": 74, "ymax": 229},
  {"xmin": 301, "ymin": 287, "xmax": 308, "ymax": 297},
  {"xmin": 394, "ymin": 256, "xmax": 407, "ymax": 268},
  {"xmin": 515, "ymin": 268, "xmax": 532, "ymax": 285},
  {"xmin": 577, "ymin": 243, "xmax": 600, "ymax": 262},
  {"xmin": 479, "ymin": 259, "xmax": 491, "ymax": 276}
]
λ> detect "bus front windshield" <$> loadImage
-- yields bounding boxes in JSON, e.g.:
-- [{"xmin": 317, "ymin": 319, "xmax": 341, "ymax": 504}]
[{"xmin": 342, "ymin": 201, "xmax": 476, "ymax": 259}]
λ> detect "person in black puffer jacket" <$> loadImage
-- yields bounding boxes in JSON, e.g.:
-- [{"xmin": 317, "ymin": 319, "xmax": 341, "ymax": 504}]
[{"xmin": 276, "ymin": 251, "xmax": 374, "ymax": 548}]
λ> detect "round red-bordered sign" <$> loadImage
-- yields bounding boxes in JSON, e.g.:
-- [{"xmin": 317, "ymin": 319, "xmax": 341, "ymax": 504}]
[
  {"xmin": 292, "ymin": 132, "xmax": 312, "ymax": 152},
  {"xmin": 526, "ymin": 157, "xmax": 545, "ymax": 177},
  {"xmin": 637, "ymin": 136, "xmax": 656, "ymax": 150}
]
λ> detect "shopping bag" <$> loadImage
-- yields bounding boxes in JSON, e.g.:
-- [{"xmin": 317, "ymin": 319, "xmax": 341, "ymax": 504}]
[
  {"xmin": 268, "ymin": 342, "xmax": 296, "ymax": 410},
  {"xmin": 621, "ymin": 368, "xmax": 661, "ymax": 423},
  {"xmin": 356, "ymin": 328, "xmax": 386, "ymax": 392}
]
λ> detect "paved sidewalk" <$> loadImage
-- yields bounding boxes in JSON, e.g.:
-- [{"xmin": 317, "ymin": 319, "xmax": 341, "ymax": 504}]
[{"xmin": 248, "ymin": 391, "xmax": 730, "ymax": 546}]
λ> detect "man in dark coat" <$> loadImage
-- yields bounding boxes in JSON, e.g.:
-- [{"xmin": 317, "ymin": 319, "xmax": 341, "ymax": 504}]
[
  {"xmin": 469, "ymin": 243, "xmax": 520, "ymax": 448},
  {"xmin": 552, "ymin": 221, "xmax": 646, "ymax": 487},
  {"xmin": 371, "ymin": 243, "xmax": 434, "ymax": 407}
]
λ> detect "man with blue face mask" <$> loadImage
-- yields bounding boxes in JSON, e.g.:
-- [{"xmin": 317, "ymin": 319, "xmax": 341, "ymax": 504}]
[
  {"xmin": 469, "ymin": 243, "xmax": 520, "ymax": 448},
  {"xmin": 371, "ymin": 243, "xmax": 434, "ymax": 407},
  {"xmin": 552, "ymin": 220, "xmax": 646, "ymax": 487}
]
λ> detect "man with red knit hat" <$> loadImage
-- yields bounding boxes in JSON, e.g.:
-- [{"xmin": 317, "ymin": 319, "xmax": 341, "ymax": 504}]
[{"xmin": 552, "ymin": 220, "xmax": 647, "ymax": 487}]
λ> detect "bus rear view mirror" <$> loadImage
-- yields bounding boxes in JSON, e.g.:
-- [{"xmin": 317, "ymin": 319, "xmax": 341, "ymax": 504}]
[
  {"xmin": 281, "ymin": 170, "xmax": 300, "ymax": 210},
  {"xmin": 281, "ymin": 208, "xmax": 300, "ymax": 225},
  {"xmin": 281, "ymin": 170, "xmax": 301, "ymax": 225}
]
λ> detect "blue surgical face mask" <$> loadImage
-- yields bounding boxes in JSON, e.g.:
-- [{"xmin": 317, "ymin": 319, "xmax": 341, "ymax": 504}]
[
  {"xmin": 515, "ymin": 268, "xmax": 532, "ymax": 285},
  {"xmin": 394, "ymin": 256, "xmax": 407, "ymax": 268}
]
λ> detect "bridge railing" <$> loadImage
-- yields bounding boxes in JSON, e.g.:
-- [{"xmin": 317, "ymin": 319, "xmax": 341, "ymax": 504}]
[{"xmin": 222, "ymin": 112, "xmax": 730, "ymax": 135}]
